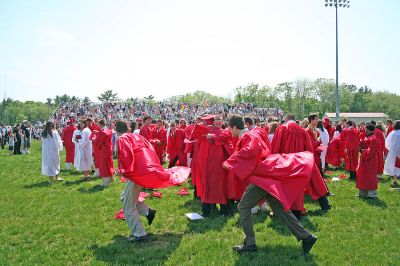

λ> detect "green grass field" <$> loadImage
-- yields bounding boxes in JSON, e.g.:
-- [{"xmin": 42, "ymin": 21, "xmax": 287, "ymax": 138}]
[{"xmin": 0, "ymin": 141, "xmax": 399, "ymax": 265}]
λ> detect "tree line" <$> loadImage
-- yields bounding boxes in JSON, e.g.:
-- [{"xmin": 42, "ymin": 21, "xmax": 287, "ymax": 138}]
[{"xmin": 0, "ymin": 79, "xmax": 399, "ymax": 125}]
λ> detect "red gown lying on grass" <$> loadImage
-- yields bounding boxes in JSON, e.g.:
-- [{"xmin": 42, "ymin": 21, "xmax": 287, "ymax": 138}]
[
  {"xmin": 224, "ymin": 129, "xmax": 314, "ymax": 212},
  {"xmin": 117, "ymin": 133, "xmax": 190, "ymax": 188}
]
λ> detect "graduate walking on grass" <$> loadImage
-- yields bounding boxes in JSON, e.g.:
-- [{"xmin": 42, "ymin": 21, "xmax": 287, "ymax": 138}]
[
  {"xmin": 41, "ymin": 121, "xmax": 64, "ymax": 184},
  {"xmin": 223, "ymin": 115, "xmax": 317, "ymax": 254},
  {"xmin": 61, "ymin": 121, "xmax": 77, "ymax": 171},
  {"xmin": 73, "ymin": 120, "xmax": 93, "ymax": 180},
  {"xmin": 356, "ymin": 123, "xmax": 379, "ymax": 198},
  {"xmin": 115, "ymin": 120, "xmax": 190, "ymax": 242},
  {"xmin": 91, "ymin": 120, "xmax": 114, "ymax": 187}
]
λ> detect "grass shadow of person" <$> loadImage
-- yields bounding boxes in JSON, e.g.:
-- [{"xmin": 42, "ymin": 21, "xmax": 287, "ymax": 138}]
[
  {"xmin": 360, "ymin": 197, "xmax": 388, "ymax": 208},
  {"xmin": 90, "ymin": 233, "xmax": 183, "ymax": 265},
  {"xmin": 23, "ymin": 181, "xmax": 51, "ymax": 188},
  {"xmin": 234, "ymin": 244, "xmax": 317, "ymax": 266},
  {"xmin": 77, "ymin": 185, "xmax": 105, "ymax": 193}
]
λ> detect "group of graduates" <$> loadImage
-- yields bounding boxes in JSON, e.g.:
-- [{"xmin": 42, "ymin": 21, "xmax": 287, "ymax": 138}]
[{"xmin": 41, "ymin": 112, "xmax": 400, "ymax": 255}]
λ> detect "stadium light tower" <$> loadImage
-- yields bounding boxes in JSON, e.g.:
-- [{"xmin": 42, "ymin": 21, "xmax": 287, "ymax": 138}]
[{"xmin": 324, "ymin": 0, "xmax": 350, "ymax": 119}]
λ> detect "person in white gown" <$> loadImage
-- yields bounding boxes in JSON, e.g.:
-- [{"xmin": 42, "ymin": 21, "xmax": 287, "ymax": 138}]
[
  {"xmin": 317, "ymin": 121, "xmax": 329, "ymax": 171},
  {"xmin": 384, "ymin": 120, "xmax": 400, "ymax": 187},
  {"xmin": 73, "ymin": 120, "xmax": 93, "ymax": 180},
  {"xmin": 41, "ymin": 121, "xmax": 63, "ymax": 184},
  {"xmin": 72, "ymin": 124, "xmax": 82, "ymax": 171}
]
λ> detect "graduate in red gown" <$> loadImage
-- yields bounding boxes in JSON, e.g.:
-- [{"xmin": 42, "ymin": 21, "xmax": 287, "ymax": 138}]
[
  {"xmin": 371, "ymin": 121, "xmax": 385, "ymax": 177},
  {"xmin": 92, "ymin": 119, "xmax": 114, "ymax": 186},
  {"xmin": 323, "ymin": 117, "xmax": 335, "ymax": 140},
  {"xmin": 61, "ymin": 121, "xmax": 77, "ymax": 170},
  {"xmin": 358, "ymin": 122, "xmax": 366, "ymax": 141},
  {"xmin": 116, "ymin": 120, "xmax": 190, "ymax": 241},
  {"xmin": 271, "ymin": 113, "xmax": 330, "ymax": 218},
  {"xmin": 340, "ymin": 120, "xmax": 348, "ymax": 162},
  {"xmin": 167, "ymin": 121, "xmax": 187, "ymax": 168},
  {"xmin": 198, "ymin": 116, "xmax": 234, "ymax": 216},
  {"xmin": 151, "ymin": 119, "xmax": 167, "ymax": 163},
  {"xmin": 326, "ymin": 134, "xmax": 341, "ymax": 168},
  {"xmin": 305, "ymin": 114, "xmax": 324, "ymax": 172},
  {"xmin": 356, "ymin": 123, "xmax": 379, "ymax": 198},
  {"xmin": 344, "ymin": 120, "xmax": 360, "ymax": 180},
  {"xmin": 87, "ymin": 118, "xmax": 101, "ymax": 175},
  {"xmin": 223, "ymin": 115, "xmax": 318, "ymax": 254},
  {"xmin": 186, "ymin": 117, "xmax": 203, "ymax": 198},
  {"xmin": 139, "ymin": 116, "xmax": 153, "ymax": 141}
]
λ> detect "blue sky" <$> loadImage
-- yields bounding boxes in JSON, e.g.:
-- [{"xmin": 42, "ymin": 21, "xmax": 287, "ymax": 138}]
[{"xmin": 0, "ymin": 0, "xmax": 399, "ymax": 102}]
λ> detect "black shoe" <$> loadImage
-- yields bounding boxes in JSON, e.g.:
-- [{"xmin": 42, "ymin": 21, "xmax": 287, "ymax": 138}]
[
  {"xmin": 302, "ymin": 235, "xmax": 317, "ymax": 254},
  {"xmin": 291, "ymin": 210, "xmax": 302, "ymax": 220},
  {"xmin": 318, "ymin": 196, "xmax": 331, "ymax": 212},
  {"xmin": 146, "ymin": 209, "xmax": 156, "ymax": 225},
  {"xmin": 128, "ymin": 234, "xmax": 149, "ymax": 242},
  {"xmin": 233, "ymin": 244, "xmax": 257, "ymax": 253},
  {"xmin": 321, "ymin": 205, "xmax": 332, "ymax": 212}
]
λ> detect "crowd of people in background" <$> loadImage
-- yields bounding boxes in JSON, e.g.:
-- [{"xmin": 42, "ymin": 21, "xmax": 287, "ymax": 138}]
[
  {"xmin": 22, "ymin": 99, "xmax": 400, "ymax": 254},
  {"xmin": 0, "ymin": 122, "xmax": 40, "ymax": 156}
]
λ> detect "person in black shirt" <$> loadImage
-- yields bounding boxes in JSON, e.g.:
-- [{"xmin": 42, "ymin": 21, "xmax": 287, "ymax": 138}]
[{"xmin": 13, "ymin": 124, "xmax": 22, "ymax": 155}]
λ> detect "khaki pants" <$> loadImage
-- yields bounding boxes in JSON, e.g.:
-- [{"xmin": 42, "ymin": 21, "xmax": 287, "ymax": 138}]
[
  {"xmin": 238, "ymin": 184, "xmax": 310, "ymax": 246},
  {"xmin": 121, "ymin": 180, "xmax": 149, "ymax": 237}
]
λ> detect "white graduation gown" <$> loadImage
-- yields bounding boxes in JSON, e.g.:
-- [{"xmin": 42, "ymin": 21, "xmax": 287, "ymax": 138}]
[
  {"xmin": 76, "ymin": 127, "xmax": 93, "ymax": 171},
  {"xmin": 41, "ymin": 130, "xmax": 63, "ymax": 176},
  {"xmin": 384, "ymin": 130, "xmax": 400, "ymax": 176},
  {"xmin": 72, "ymin": 129, "xmax": 81, "ymax": 169}
]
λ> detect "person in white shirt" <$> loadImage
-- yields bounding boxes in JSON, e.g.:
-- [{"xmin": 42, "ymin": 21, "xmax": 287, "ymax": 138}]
[
  {"xmin": 384, "ymin": 120, "xmax": 400, "ymax": 187},
  {"xmin": 317, "ymin": 121, "xmax": 329, "ymax": 172},
  {"xmin": 41, "ymin": 121, "xmax": 63, "ymax": 184}
]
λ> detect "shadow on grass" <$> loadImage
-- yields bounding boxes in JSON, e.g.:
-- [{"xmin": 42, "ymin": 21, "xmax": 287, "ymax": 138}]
[
  {"xmin": 78, "ymin": 185, "xmax": 105, "ymax": 193},
  {"xmin": 235, "ymin": 244, "xmax": 317, "ymax": 266},
  {"xmin": 23, "ymin": 181, "xmax": 50, "ymax": 188},
  {"xmin": 360, "ymin": 197, "xmax": 388, "ymax": 208},
  {"xmin": 91, "ymin": 233, "xmax": 183, "ymax": 265}
]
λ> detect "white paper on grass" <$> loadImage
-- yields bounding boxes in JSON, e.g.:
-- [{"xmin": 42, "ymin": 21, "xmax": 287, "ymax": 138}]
[
  {"xmin": 185, "ymin": 213, "xmax": 204, "ymax": 220},
  {"xmin": 332, "ymin": 177, "xmax": 341, "ymax": 181}
]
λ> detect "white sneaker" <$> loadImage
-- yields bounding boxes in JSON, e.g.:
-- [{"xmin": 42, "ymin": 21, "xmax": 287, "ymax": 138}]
[{"xmin": 56, "ymin": 176, "xmax": 64, "ymax": 181}]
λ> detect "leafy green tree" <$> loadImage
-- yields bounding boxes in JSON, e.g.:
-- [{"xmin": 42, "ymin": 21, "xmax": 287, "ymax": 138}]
[{"xmin": 98, "ymin": 90, "xmax": 118, "ymax": 103}]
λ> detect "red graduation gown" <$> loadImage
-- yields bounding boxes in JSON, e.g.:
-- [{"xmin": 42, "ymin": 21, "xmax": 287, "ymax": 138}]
[
  {"xmin": 339, "ymin": 128, "xmax": 347, "ymax": 160},
  {"xmin": 61, "ymin": 125, "xmax": 77, "ymax": 163},
  {"xmin": 344, "ymin": 127, "xmax": 359, "ymax": 171},
  {"xmin": 139, "ymin": 125, "xmax": 153, "ymax": 142},
  {"xmin": 271, "ymin": 122, "xmax": 328, "ymax": 211},
  {"xmin": 167, "ymin": 128, "xmax": 187, "ymax": 166},
  {"xmin": 373, "ymin": 129, "xmax": 385, "ymax": 175},
  {"xmin": 198, "ymin": 127, "xmax": 233, "ymax": 204},
  {"xmin": 224, "ymin": 130, "xmax": 314, "ymax": 212},
  {"xmin": 356, "ymin": 135, "xmax": 379, "ymax": 190},
  {"xmin": 92, "ymin": 128, "xmax": 114, "ymax": 177},
  {"xmin": 326, "ymin": 136, "xmax": 341, "ymax": 167},
  {"xmin": 151, "ymin": 127, "xmax": 167, "ymax": 163},
  {"xmin": 89, "ymin": 123, "xmax": 101, "ymax": 168},
  {"xmin": 117, "ymin": 133, "xmax": 190, "ymax": 188}
]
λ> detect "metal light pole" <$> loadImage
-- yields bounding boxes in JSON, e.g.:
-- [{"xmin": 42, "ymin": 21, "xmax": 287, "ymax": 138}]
[{"xmin": 324, "ymin": 0, "xmax": 350, "ymax": 119}]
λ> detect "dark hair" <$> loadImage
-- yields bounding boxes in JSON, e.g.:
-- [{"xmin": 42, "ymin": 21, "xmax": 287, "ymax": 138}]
[
  {"xmin": 98, "ymin": 119, "xmax": 105, "ymax": 127},
  {"xmin": 370, "ymin": 120, "xmax": 376, "ymax": 126},
  {"xmin": 130, "ymin": 121, "xmax": 137, "ymax": 133},
  {"xmin": 308, "ymin": 113, "xmax": 318, "ymax": 123},
  {"xmin": 365, "ymin": 122, "xmax": 375, "ymax": 132},
  {"xmin": 115, "ymin": 120, "xmax": 128, "ymax": 133},
  {"xmin": 268, "ymin": 122, "xmax": 279, "ymax": 134},
  {"xmin": 335, "ymin": 125, "xmax": 342, "ymax": 133},
  {"xmin": 387, "ymin": 119, "xmax": 393, "ymax": 125},
  {"xmin": 286, "ymin": 113, "xmax": 296, "ymax": 121},
  {"xmin": 87, "ymin": 118, "xmax": 93, "ymax": 122},
  {"xmin": 42, "ymin": 121, "xmax": 55, "ymax": 138},
  {"xmin": 143, "ymin": 116, "xmax": 152, "ymax": 122},
  {"xmin": 317, "ymin": 120, "xmax": 324, "ymax": 132},
  {"xmin": 80, "ymin": 119, "xmax": 88, "ymax": 128},
  {"xmin": 346, "ymin": 120, "xmax": 353, "ymax": 127},
  {"xmin": 244, "ymin": 117, "xmax": 254, "ymax": 125},
  {"xmin": 229, "ymin": 115, "xmax": 245, "ymax": 130},
  {"xmin": 393, "ymin": 120, "xmax": 400, "ymax": 130}
]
